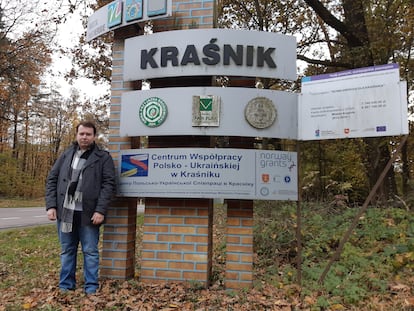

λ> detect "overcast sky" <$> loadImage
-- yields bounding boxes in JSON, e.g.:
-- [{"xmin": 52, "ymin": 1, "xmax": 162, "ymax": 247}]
[{"xmin": 47, "ymin": 2, "xmax": 109, "ymax": 100}]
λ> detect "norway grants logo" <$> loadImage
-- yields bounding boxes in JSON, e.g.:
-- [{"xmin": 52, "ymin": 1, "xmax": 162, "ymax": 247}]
[{"xmin": 139, "ymin": 97, "xmax": 168, "ymax": 127}]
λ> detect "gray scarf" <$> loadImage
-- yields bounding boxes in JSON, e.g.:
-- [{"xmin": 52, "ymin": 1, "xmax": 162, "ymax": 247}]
[{"xmin": 61, "ymin": 148, "xmax": 92, "ymax": 232}]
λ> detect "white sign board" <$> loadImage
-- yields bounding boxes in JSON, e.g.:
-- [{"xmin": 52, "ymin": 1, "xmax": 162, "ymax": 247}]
[
  {"xmin": 86, "ymin": 0, "xmax": 172, "ymax": 42},
  {"xmin": 120, "ymin": 87, "xmax": 298, "ymax": 139},
  {"xmin": 118, "ymin": 148, "xmax": 298, "ymax": 201},
  {"xmin": 123, "ymin": 29, "xmax": 297, "ymax": 81},
  {"xmin": 299, "ymin": 64, "xmax": 408, "ymax": 140}
]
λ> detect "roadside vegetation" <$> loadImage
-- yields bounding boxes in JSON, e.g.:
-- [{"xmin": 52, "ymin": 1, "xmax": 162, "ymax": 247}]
[
  {"xmin": 0, "ymin": 198, "xmax": 45, "ymax": 208},
  {"xmin": 1, "ymin": 201, "xmax": 414, "ymax": 310}
]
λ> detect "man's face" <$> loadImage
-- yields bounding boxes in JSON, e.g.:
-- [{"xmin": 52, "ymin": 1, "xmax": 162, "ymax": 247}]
[{"xmin": 76, "ymin": 125, "xmax": 95, "ymax": 150}]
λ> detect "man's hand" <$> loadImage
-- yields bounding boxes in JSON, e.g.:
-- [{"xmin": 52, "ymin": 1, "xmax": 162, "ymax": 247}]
[
  {"xmin": 47, "ymin": 208, "xmax": 57, "ymax": 221},
  {"xmin": 91, "ymin": 212, "xmax": 105, "ymax": 225}
]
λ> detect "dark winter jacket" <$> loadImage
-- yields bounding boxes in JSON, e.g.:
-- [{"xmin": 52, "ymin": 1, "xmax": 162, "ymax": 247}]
[{"xmin": 45, "ymin": 142, "xmax": 116, "ymax": 226}]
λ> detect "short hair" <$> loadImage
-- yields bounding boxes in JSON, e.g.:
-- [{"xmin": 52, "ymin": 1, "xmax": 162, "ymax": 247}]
[{"xmin": 76, "ymin": 121, "xmax": 97, "ymax": 136}]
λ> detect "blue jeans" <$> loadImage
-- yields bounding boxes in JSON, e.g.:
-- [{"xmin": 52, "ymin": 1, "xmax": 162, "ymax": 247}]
[{"xmin": 57, "ymin": 212, "xmax": 100, "ymax": 294}]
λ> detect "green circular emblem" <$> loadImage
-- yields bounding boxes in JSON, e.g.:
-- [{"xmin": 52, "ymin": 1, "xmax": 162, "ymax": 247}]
[{"xmin": 139, "ymin": 97, "xmax": 168, "ymax": 127}]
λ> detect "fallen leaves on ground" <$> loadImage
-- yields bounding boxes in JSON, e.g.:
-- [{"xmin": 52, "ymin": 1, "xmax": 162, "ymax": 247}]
[
  {"xmin": 1, "ymin": 279, "xmax": 299, "ymax": 311},
  {"xmin": 1, "ymin": 278, "xmax": 414, "ymax": 311}
]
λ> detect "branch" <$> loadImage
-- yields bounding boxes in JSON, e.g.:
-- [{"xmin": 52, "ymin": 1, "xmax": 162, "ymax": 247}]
[
  {"xmin": 303, "ymin": 0, "xmax": 364, "ymax": 47},
  {"xmin": 297, "ymin": 54, "xmax": 352, "ymax": 69}
]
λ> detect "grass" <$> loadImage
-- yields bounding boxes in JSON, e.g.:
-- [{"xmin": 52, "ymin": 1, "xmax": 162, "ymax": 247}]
[
  {"xmin": 0, "ymin": 225, "xmax": 59, "ymax": 296},
  {"xmin": 0, "ymin": 197, "xmax": 45, "ymax": 208},
  {"xmin": 1, "ymin": 201, "xmax": 414, "ymax": 310}
]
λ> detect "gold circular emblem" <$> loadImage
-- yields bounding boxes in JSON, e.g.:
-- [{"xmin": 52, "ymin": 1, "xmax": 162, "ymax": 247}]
[{"xmin": 244, "ymin": 97, "xmax": 277, "ymax": 129}]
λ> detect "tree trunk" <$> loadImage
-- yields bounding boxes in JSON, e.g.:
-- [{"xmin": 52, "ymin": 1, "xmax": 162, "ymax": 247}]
[
  {"xmin": 402, "ymin": 126, "xmax": 411, "ymax": 196},
  {"xmin": 363, "ymin": 137, "xmax": 396, "ymax": 202},
  {"xmin": 341, "ymin": 0, "xmax": 394, "ymax": 202},
  {"xmin": 12, "ymin": 115, "xmax": 18, "ymax": 159}
]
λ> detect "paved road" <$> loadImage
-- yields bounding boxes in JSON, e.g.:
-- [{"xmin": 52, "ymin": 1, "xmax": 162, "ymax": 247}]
[
  {"xmin": 0, "ymin": 207, "xmax": 52, "ymax": 230},
  {"xmin": 0, "ymin": 204, "xmax": 145, "ymax": 231}
]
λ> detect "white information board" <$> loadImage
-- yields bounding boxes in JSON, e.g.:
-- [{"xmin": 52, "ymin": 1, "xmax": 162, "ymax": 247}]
[
  {"xmin": 123, "ymin": 29, "xmax": 297, "ymax": 81},
  {"xmin": 120, "ymin": 87, "xmax": 298, "ymax": 139},
  {"xmin": 299, "ymin": 64, "xmax": 408, "ymax": 140},
  {"xmin": 118, "ymin": 148, "xmax": 298, "ymax": 201}
]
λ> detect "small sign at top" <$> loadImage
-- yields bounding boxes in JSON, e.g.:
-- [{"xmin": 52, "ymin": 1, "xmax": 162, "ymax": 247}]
[
  {"xmin": 108, "ymin": 1, "xmax": 123, "ymax": 28},
  {"xmin": 125, "ymin": 0, "xmax": 143, "ymax": 22},
  {"xmin": 87, "ymin": 0, "xmax": 171, "ymax": 42},
  {"xmin": 148, "ymin": 0, "xmax": 167, "ymax": 16}
]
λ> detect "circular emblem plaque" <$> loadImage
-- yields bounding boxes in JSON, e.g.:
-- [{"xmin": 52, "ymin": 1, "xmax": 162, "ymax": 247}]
[
  {"xmin": 244, "ymin": 97, "xmax": 277, "ymax": 129},
  {"xmin": 139, "ymin": 97, "xmax": 168, "ymax": 127}
]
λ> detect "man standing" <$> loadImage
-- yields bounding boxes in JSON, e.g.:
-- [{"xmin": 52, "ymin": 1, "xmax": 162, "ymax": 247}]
[{"xmin": 45, "ymin": 121, "xmax": 116, "ymax": 295}]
